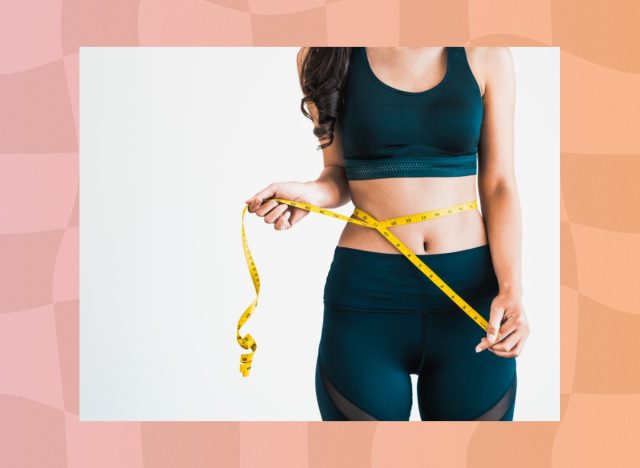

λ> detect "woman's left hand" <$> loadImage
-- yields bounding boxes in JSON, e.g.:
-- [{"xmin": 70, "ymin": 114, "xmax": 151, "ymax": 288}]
[{"xmin": 475, "ymin": 291, "xmax": 530, "ymax": 358}]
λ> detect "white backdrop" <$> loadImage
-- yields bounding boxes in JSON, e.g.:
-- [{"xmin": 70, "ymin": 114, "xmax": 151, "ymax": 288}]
[{"xmin": 80, "ymin": 46, "xmax": 559, "ymax": 421}]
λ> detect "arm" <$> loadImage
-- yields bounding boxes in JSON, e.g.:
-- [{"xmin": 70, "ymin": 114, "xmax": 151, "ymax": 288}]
[
  {"xmin": 296, "ymin": 47, "xmax": 351, "ymax": 210},
  {"xmin": 475, "ymin": 47, "xmax": 530, "ymax": 357},
  {"xmin": 477, "ymin": 47, "xmax": 522, "ymax": 297},
  {"xmin": 246, "ymin": 47, "xmax": 351, "ymax": 229}
]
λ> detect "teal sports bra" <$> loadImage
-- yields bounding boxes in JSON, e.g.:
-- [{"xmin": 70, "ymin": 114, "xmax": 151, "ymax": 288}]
[{"xmin": 337, "ymin": 47, "xmax": 484, "ymax": 180}]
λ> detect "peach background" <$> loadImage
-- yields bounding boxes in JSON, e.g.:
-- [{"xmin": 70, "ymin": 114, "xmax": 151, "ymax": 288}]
[{"xmin": 0, "ymin": 1, "xmax": 638, "ymax": 467}]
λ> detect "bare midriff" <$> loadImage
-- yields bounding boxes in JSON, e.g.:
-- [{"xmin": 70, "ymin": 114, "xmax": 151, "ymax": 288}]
[{"xmin": 337, "ymin": 175, "xmax": 488, "ymax": 255}]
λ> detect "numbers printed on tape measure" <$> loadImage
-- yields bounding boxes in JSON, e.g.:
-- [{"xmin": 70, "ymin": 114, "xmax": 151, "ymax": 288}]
[{"xmin": 238, "ymin": 197, "xmax": 493, "ymax": 377}]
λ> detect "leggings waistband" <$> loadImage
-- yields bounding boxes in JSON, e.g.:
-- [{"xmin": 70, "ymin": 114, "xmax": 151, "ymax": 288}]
[{"xmin": 323, "ymin": 244, "xmax": 499, "ymax": 313}]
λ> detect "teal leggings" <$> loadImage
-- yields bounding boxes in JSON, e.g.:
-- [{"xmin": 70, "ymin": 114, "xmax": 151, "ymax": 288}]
[{"xmin": 316, "ymin": 245, "xmax": 517, "ymax": 421}]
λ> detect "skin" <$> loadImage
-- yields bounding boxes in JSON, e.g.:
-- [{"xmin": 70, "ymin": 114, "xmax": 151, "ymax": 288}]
[{"xmin": 246, "ymin": 46, "xmax": 530, "ymax": 357}]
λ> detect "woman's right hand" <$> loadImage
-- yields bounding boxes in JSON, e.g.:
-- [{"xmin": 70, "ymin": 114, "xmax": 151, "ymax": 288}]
[{"xmin": 245, "ymin": 181, "xmax": 319, "ymax": 231}]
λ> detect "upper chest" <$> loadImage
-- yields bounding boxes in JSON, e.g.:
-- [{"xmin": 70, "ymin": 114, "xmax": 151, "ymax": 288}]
[{"xmin": 339, "ymin": 47, "xmax": 484, "ymax": 153}]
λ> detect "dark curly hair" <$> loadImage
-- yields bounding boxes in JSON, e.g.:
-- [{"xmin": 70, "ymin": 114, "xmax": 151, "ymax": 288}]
[{"xmin": 298, "ymin": 47, "xmax": 353, "ymax": 150}]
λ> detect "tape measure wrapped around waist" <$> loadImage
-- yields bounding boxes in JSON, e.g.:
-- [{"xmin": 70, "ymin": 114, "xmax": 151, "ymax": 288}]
[{"xmin": 237, "ymin": 198, "xmax": 495, "ymax": 377}]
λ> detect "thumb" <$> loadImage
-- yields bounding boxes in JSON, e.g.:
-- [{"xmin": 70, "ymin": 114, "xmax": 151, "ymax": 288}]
[
  {"xmin": 487, "ymin": 301, "xmax": 505, "ymax": 343},
  {"xmin": 253, "ymin": 183, "xmax": 278, "ymax": 204}
]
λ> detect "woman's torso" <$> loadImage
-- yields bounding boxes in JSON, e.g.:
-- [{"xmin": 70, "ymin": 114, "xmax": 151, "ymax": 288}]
[{"xmin": 336, "ymin": 46, "xmax": 486, "ymax": 255}]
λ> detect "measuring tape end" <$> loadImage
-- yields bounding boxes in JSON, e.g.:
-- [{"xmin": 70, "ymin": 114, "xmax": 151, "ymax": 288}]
[{"xmin": 240, "ymin": 362, "xmax": 252, "ymax": 377}]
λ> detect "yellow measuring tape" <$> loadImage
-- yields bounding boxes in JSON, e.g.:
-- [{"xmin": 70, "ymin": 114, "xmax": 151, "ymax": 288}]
[{"xmin": 238, "ymin": 198, "xmax": 496, "ymax": 377}]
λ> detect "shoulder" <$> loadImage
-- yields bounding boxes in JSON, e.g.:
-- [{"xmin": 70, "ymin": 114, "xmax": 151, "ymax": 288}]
[
  {"xmin": 472, "ymin": 47, "xmax": 513, "ymax": 78},
  {"xmin": 465, "ymin": 47, "xmax": 514, "ymax": 96},
  {"xmin": 465, "ymin": 46, "xmax": 510, "ymax": 62}
]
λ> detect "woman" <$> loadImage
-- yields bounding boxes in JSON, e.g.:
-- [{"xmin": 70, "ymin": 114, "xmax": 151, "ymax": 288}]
[{"xmin": 245, "ymin": 46, "xmax": 530, "ymax": 421}]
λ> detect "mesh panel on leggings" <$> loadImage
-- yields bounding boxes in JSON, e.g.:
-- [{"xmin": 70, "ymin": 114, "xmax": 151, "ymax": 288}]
[
  {"xmin": 319, "ymin": 363, "xmax": 378, "ymax": 421},
  {"xmin": 473, "ymin": 373, "xmax": 517, "ymax": 421}
]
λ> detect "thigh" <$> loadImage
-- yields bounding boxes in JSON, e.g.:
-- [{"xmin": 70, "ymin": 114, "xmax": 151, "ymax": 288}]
[
  {"xmin": 315, "ymin": 303, "xmax": 419, "ymax": 421},
  {"xmin": 417, "ymin": 300, "xmax": 518, "ymax": 421}
]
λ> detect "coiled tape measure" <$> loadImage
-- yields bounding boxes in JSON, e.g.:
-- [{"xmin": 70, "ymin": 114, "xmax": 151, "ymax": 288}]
[{"xmin": 237, "ymin": 198, "xmax": 497, "ymax": 377}]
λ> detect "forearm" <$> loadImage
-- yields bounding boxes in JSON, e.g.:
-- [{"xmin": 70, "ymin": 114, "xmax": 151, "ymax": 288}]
[
  {"xmin": 304, "ymin": 164, "xmax": 351, "ymax": 209},
  {"xmin": 481, "ymin": 183, "xmax": 523, "ymax": 297}
]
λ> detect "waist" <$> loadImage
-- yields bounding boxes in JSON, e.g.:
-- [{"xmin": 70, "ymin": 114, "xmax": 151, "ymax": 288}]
[
  {"xmin": 347, "ymin": 172, "xmax": 478, "ymax": 214},
  {"xmin": 339, "ymin": 187, "xmax": 485, "ymax": 254},
  {"xmin": 323, "ymin": 244, "xmax": 499, "ymax": 312}
]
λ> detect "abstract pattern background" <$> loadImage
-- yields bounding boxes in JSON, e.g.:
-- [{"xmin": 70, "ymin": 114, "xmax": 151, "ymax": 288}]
[{"xmin": 1, "ymin": 1, "xmax": 638, "ymax": 466}]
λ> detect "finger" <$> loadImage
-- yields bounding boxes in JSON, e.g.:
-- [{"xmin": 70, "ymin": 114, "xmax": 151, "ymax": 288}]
[
  {"xmin": 247, "ymin": 185, "xmax": 277, "ymax": 212},
  {"xmin": 494, "ymin": 317, "xmax": 520, "ymax": 343},
  {"xmin": 476, "ymin": 336, "xmax": 503, "ymax": 352},
  {"xmin": 475, "ymin": 337, "xmax": 493, "ymax": 352},
  {"xmin": 488, "ymin": 348, "xmax": 516, "ymax": 358},
  {"xmin": 475, "ymin": 323, "xmax": 517, "ymax": 352},
  {"xmin": 264, "ymin": 204, "xmax": 289, "ymax": 224},
  {"xmin": 255, "ymin": 199, "xmax": 279, "ymax": 217},
  {"xmin": 497, "ymin": 315, "xmax": 530, "ymax": 349},
  {"xmin": 275, "ymin": 211, "xmax": 291, "ymax": 230},
  {"xmin": 487, "ymin": 302, "xmax": 506, "ymax": 343},
  {"xmin": 253, "ymin": 184, "xmax": 277, "ymax": 204},
  {"xmin": 487, "ymin": 348, "xmax": 514, "ymax": 358},
  {"xmin": 485, "ymin": 333, "xmax": 522, "ymax": 353},
  {"xmin": 288, "ymin": 207, "xmax": 310, "ymax": 227},
  {"xmin": 489, "ymin": 340, "xmax": 525, "ymax": 358},
  {"xmin": 247, "ymin": 192, "xmax": 268, "ymax": 213},
  {"xmin": 501, "ymin": 330, "xmax": 522, "ymax": 352},
  {"xmin": 248, "ymin": 197, "xmax": 264, "ymax": 213}
]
